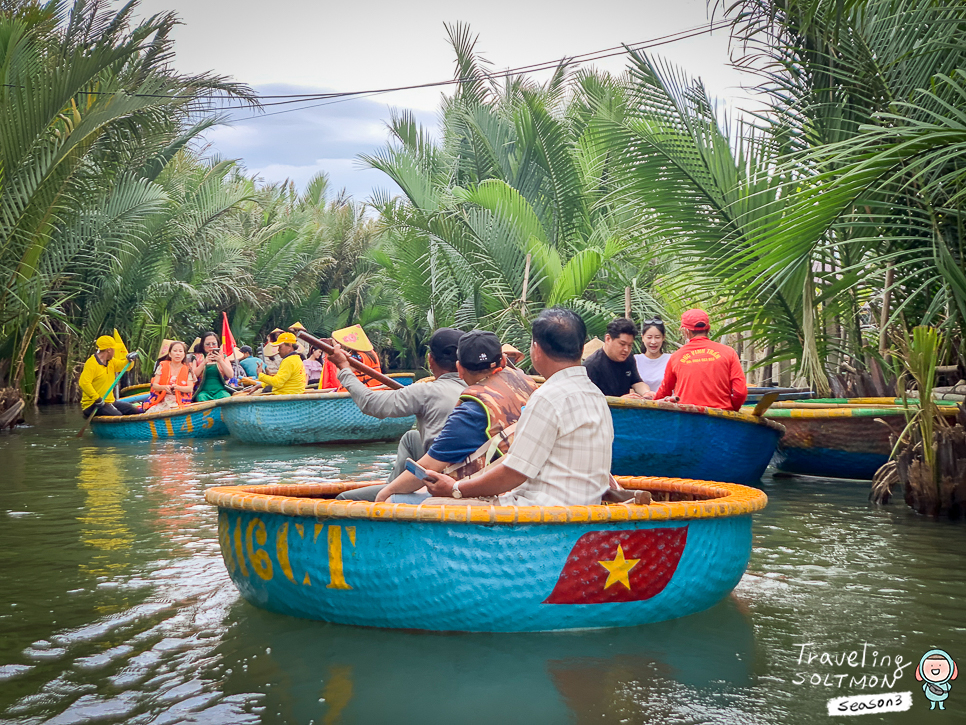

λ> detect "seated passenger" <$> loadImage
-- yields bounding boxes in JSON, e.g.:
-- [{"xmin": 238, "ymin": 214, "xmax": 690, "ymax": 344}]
[
  {"xmin": 237, "ymin": 345, "xmax": 261, "ymax": 379},
  {"xmin": 653, "ymin": 309, "xmax": 747, "ymax": 411},
  {"xmin": 303, "ymin": 347, "xmax": 324, "ymax": 387},
  {"xmin": 257, "ymin": 332, "xmax": 307, "ymax": 394},
  {"xmin": 143, "ymin": 341, "xmax": 195, "ymax": 412},
  {"xmin": 583, "ymin": 317, "xmax": 653, "ymax": 399},
  {"xmin": 420, "ymin": 308, "xmax": 614, "ymax": 507},
  {"xmin": 319, "ymin": 325, "xmax": 382, "ymax": 391},
  {"xmin": 372, "ymin": 330, "xmax": 539, "ymax": 503},
  {"xmin": 191, "ymin": 332, "xmax": 235, "ymax": 401},
  {"xmin": 78, "ymin": 333, "xmax": 140, "ymax": 417}
]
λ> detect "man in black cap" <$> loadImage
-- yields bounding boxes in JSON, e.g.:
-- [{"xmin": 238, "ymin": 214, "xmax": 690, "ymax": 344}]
[
  {"xmin": 335, "ymin": 328, "xmax": 468, "ymax": 501},
  {"xmin": 374, "ymin": 330, "xmax": 539, "ymax": 502}
]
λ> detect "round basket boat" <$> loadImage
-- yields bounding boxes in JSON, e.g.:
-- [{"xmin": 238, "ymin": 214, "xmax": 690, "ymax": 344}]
[
  {"xmin": 206, "ymin": 476, "xmax": 767, "ymax": 632},
  {"xmin": 608, "ymin": 398, "xmax": 785, "ymax": 484},
  {"xmin": 766, "ymin": 403, "xmax": 960, "ymax": 480},
  {"xmin": 89, "ymin": 400, "xmax": 228, "ymax": 440}
]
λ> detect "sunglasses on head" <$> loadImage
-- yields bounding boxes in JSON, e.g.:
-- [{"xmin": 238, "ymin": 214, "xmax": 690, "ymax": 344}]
[{"xmin": 642, "ymin": 318, "xmax": 663, "ymax": 326}]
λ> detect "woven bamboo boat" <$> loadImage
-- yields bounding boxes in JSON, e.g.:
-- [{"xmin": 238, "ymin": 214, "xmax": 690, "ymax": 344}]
[
  {"xmin": 206, "ymin": 476, "xmax": 766, "ymax": 632},
  {"xmin": 766, "ymin": 402, "xmax": 960, "ymax": 480},
  {"xmin": 608, "ymin": 398, "xmax": 785, "ymax": 484},
  {"xmin": 219, "ymin": 373, "xmax": 416, "ymax": 445},
  {"xmin": 89, "ymin": 400, "xmax": 228, "ymax": 440}
]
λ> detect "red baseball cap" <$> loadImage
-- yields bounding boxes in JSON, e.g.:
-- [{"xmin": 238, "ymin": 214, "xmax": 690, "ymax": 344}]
[{"xmin": 681, "ymin": 309, "xmax": 710, "ymax": 332}]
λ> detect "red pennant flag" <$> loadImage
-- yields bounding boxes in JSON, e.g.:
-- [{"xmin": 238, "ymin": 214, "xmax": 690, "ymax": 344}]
[
  {"xmin": 221, "ymin": 312, "xmax": 236, "ymax": 358},
  {"xmin": 544, "ymin": 527, "xmax": 688, "ymax": 605}
]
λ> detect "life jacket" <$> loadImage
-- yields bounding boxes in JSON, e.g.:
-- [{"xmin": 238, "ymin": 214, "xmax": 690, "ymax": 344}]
[
  {"xmin": 143, "ymin": 361, "xmax": 192, "ymax": 410},
  {"xmin": 322, "ymin": 350, "xmax": 384, "ymax": 391},
  {"xmin": 443, "ymin": 366, "xmax": 539, "ymax": 480}
]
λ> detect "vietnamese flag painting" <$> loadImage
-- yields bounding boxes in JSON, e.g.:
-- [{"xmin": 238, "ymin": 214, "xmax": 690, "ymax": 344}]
[{"xmin": 543, "ymin": 527, "xmax": 688, "ymax": 604}]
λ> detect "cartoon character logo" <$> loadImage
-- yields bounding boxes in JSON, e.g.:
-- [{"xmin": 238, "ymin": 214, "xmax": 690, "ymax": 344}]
[{"xmin": 917, "ymin": 649, "xmax": 958, "ymax": 710}]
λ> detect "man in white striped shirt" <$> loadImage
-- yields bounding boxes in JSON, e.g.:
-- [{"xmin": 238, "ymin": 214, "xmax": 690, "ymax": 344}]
[{"xmin": 424, "ymin": 308, "xmax": 613, "ymax": 506}]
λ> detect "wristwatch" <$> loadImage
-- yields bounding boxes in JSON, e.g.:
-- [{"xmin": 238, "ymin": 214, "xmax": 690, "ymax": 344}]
[{"xmin": 452, "ymin": 481, "xmax": 463, "ymax": 499}]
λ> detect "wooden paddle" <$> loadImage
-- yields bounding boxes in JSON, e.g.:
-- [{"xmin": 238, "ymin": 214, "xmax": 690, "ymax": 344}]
[
  {"xmin": 290, "ymin": 329, "xmax": 403, "ymax": 390},
  {"xmin": 751, "ymin": 391, "xmax": 781, "ymax": 417},
  {"xmin": 75, "ymin": 356, "xmax": 137, "ymax": 438}
]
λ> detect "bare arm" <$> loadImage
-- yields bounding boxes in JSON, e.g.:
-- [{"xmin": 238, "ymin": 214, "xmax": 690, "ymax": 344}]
[
  {"xmin": 424, "ymin": 462, "xmax": 528, "ymax": 499},
  {"xmin": 375, "ymin": 453, "xmax": 448, "ymax": 502}
]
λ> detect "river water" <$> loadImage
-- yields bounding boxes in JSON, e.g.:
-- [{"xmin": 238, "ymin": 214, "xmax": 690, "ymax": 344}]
[{"xmin": 1, "ymin": 407, "xmax": 964, "ymax": 724}]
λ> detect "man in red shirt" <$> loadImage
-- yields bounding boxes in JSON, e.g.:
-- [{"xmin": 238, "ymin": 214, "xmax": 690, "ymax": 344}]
[{"xmin": 654, "ymin": 309, "xmax": 748, "ymax": 411}]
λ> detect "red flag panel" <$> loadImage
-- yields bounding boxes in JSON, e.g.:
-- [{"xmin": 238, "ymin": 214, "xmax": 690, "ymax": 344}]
[
  {"xmin": 221, "ymin": 312, "xmax": 236, "ymax": 357},
  {"xmin": 543, "ymin": 527, "xmax": 688, "ymax": 604}
]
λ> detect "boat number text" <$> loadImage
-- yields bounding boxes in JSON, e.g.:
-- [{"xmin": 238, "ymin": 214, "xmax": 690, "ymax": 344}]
[
  {"xmin": 218, "ymin": 513, "xmax": 355, "ymax": 589},
  {"xmin": 148, "ymin": 410, "xmax": 217, "ymax": 438}
]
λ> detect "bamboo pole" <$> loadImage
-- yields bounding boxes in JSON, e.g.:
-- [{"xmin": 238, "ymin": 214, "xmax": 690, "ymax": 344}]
[
  {"xmin": 291, "ymin": 329, "xmax": 403, "ymax": 390},
  {"xmin": 624, "ymin": 287, "xmax": 631, "ymax": 320},
  {"xmin": 521, "ymin": 254, "xmax": 531, "ymax": 307},
  {"xmin": 879, "ymin": 263, "xmax": 894, "ymax": 355}
]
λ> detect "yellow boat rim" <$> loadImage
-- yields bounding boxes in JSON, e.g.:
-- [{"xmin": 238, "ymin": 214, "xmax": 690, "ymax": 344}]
[
  {"xmin": 607, "ymin": 397, "xmax": 786, "ymax": 433},
  {"xmin": 205, "ymin": 476, "xmax": 768, "ymax": 525}
]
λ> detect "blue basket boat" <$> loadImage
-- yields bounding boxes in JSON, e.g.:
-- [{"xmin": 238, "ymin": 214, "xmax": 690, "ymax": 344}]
[
  {"xmin": 219, "ymin": 374, "xmax": 416, "ymax": 445},
  {"xmin": 206, "ymin": 476, "xmax": 767, "ymax": 632},
  {"xmin": 89, "ymin": 400, "xmax": 228, "ymax": 440},
  {"xmin": 765, "ymin": 400, "xmax": 960, "ymax": 480},
  {"xmin": 608, "ymin": 399, "xmax": 785, "ymax": 484}
]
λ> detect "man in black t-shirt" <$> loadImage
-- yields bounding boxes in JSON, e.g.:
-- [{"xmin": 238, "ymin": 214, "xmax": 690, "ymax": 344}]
[{"xmin": 584, "ymin": 318, "xmax": 654, "ymax": 399}]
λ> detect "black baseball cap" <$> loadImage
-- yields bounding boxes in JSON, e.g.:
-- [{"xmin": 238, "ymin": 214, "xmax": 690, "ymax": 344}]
[
  {"xmin": 458, "ymin": 330, "xmax": 502, "ymax": 371},
  {"xmin": 239, "ymin": 345, "xmax": 253, "ymax": 355},
  {"xmin": 429, "ymin": 328, "xmax": 464, "ymax": 365}
]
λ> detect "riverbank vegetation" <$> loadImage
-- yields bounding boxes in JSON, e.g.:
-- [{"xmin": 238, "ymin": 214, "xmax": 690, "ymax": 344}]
[{"xmin": 2, "ymin": 0, "xmax": 966, "ymax": 407}]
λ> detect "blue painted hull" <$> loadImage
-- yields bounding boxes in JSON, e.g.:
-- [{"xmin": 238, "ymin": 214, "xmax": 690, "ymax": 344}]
[
  {"xmin": 216, "ymin": 508, "xmax": 752, "ymax": 632},
  {"xmin": 220, "ymin": 393, "xmax": 415, "ymax": 445},
  {"xmin": 773, "ymin": 447, "xmax": 887, "ymax": 480},
  {"xmin": 609, "ymin": 401, "xmax": 783, "ymax": 484},
  {"xmin": 89, "ymin": 403, "xmax": 228, "ymax": 440}
]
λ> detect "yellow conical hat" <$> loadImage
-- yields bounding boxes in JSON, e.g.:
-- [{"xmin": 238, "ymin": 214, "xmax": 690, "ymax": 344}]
[
  {"xmin": 332, "ymin": 324, "xmax": 373, "ymax": 352},
  {"xmin": 582, "ymin": 336, "xmax": 604, "ymax": 360}
]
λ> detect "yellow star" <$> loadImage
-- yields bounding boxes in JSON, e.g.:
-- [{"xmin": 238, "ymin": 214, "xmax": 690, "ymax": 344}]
[{"xmin": 598, "ymin": 544, "xmax": 640, "ymax": 590}]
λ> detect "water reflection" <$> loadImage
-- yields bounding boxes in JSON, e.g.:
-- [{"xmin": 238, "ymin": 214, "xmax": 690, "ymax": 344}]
[
  {"xmin": 217, "ymin": 597, "xmax": 755, "ymax": 725},
  {"xmin": 77, "ymin": 447, "xmax": 133, "ymax": 578}
]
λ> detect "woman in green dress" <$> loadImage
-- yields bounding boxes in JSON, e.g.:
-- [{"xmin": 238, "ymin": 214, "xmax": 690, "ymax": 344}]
[{"xmin": 191, "ymin": 332, "xmax": 235, "ymax": 401}]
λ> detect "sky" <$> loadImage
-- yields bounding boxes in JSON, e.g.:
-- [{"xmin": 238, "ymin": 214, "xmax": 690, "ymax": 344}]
[{"xmin": 133, "ymin": 0, "xmax": 758, "ymax": 202}]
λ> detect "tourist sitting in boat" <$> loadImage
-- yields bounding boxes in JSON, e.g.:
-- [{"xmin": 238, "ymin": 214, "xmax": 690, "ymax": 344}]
[
  {"xmin": 142, "ymin": 341, "xmax": 196, "ymax": 412},
  {"xmin": 237, "ymin": 345, "xmax": 261, "ymax": 378},
  {"xmin": 346, "ymin": 330, "xmax": 538, "ymax": 503},
  {"xmin": 420, "ymin": 308, "xmax": 614, "ymax": 506},
  {"xmin": 318, "ymin": 325, "xmax": 383, "ymax": 391},
  {"xmin": 191, "ymin": 332, "xmax": 235, "ymax": 402},
  {"xmin": 257, "ymin": 332, "xmax": 307, "ymax": 394},
  {"xmin": 329, "ymin": 328, "xmax": 467, "ymax": 494},
  {"xmin": 303, "ymin": 347, "xmax": 324, "ymax": 387},
  {"xmin": 653, "ymin": 309, "xmax": 748, "ymax": 411},
  {"xmin": 79, "ymin": 333, "xmax": 140, "ymax": 417},
  {"xmin": 584, "ymin": 318, "xmax": 654, "ymax": 399},
  {"xmin": 634, "ymin": 317, "xmax": 671, "ymax": 394}
]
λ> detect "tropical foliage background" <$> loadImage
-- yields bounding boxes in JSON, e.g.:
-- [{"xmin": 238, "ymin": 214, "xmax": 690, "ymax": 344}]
[{"xmin": 2, "ymin": 0, "xmax": 965, "ymax": 405}]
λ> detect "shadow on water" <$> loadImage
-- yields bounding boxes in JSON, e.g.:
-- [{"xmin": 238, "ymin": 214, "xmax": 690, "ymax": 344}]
[{"xmin": 2, "ymin": 407, "xmax": 966, "ymax": 724}]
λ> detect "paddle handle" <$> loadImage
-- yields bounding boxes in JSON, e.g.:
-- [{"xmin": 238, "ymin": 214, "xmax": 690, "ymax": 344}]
[
  {"xmin": 75, "ymin": 359, "xmax": 134, "ymax": 438},
  {"xmin": 291, "ymin": 330, "xmax": 403, "ymax": 390},
  {"xmin": 752, "ymin": 391, "xmax": 781, "ymax": 417}
]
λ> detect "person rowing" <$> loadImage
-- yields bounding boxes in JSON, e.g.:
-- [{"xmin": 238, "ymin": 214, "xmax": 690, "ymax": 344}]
[
  {"xmin": 78, "ymin": 333, "xmax": 140, "ymax": 417},
  {"xmin": 256, "ymin": 332, "xmax": 307, "ymax": 394}
]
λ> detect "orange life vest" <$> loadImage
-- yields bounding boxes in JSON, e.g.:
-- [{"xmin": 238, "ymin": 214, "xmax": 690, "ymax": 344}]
[
  {"xmin": 443, "ymin": 366, "xmax": 539, "ymax": 480},
  {"xmin": 143, "ymin": 361, "xmax": 193, "ymax": 410},
  {"xmin": 322, "ymin": 350, "xmax": 384, "ymax": 391}
]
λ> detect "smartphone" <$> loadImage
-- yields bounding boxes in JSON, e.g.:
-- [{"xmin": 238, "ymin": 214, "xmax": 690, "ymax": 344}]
[{"xmin": 405, "ymin": 458, "xmax": 437, "ymax": 482}]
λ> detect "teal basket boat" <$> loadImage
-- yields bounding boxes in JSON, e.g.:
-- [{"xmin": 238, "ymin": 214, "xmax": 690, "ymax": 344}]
[
  {"xmin": 608, "ymin": 398, "xmax": 785, "ymax": 484},
  {"xmin": 220, "ymin": 374, "xmax": 417, "ymax": 445},
  {"xmin": 207, "ymin": 476, "xmax": 767, "ymax": 632},
  {"xmin": 89, "ymin": 400, "xmax": 228, "ymax": 440}
]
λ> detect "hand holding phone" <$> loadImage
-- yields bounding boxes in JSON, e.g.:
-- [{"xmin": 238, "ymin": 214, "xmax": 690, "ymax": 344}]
[{"xmin": 405, "ymin": 458, "xmax": 438, "ymax": 482}]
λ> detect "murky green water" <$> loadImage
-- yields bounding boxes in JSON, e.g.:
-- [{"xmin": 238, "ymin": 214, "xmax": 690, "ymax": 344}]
[{"xmin": 1, "ymin": 407, "xmax": 964, "ymax": 724}]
